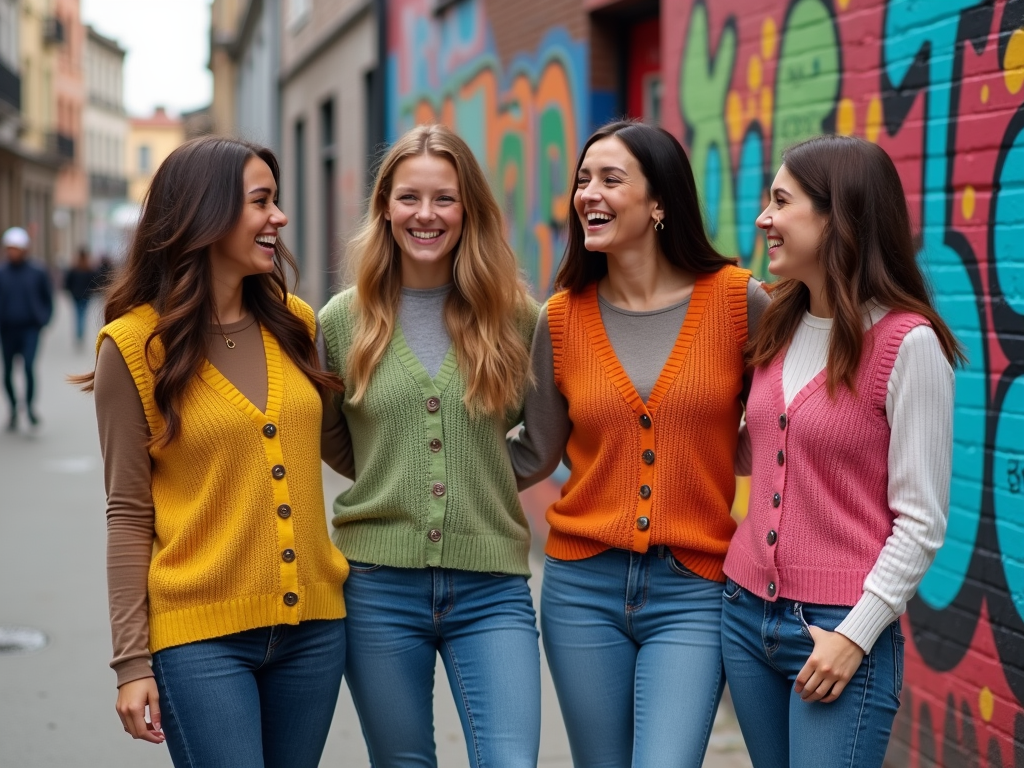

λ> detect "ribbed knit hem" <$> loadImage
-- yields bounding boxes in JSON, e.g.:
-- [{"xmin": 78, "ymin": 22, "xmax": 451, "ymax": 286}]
[
  {"xmin": 333, "ymin": 525, "xmax": 532, "ymax": 577},
  {"xmin": 148, "ymin": 582, "xmax": 346, "ymax": 654},
  {"xmin": 668, "ymin": 546, "xmax": 726, "ymax": 583},
  {"xmin": 723, "ymin": 557, "xmax": 869, "ymax": 607},
  {"xmin": 545, "ymin": 531, "xmax": 726, "ymax": 582},
  {"xmin": 835, "ymin": 591, "xmax": 900, "ymax": 654}
]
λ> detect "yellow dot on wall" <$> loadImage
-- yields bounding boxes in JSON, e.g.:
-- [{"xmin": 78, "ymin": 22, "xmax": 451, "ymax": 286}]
[
  {"xmin": 981, "ymin": 84, "xmax": 990, "ymax": 103},
  {"xmin": 749, "ymin": 56, "xmax": 764, "ymax": 92},
  {"xmin": 962, "ymin": 185, "xmax": 976, "ymax": 220},
  {"xmin": 838, "ymin": 0, "xmax": 851, "ymax": 9},
  {"xmin": 762, "ymin": 17, "xmax": 778, "ymax": 61},
  {"xmin": 979, "ymin": 686, "xmax": 994, "ymax": 722},
  {"xmin": 727, "ymin": 90, "xmax": 744, "ymax": 144},
  {"xmin": 865, "ymin": 96, "xmax": 882, "ymax": 143},
  {"xmin": 761, "ymin": 88, "xmax": 774, "ymax": 130},
  {"xmin": 1006, "ymin": 29, "xmax": 1024, "ymax": 95},
  {"xmin": 837, "ymin": 98, "xmax": 856, "ymax": 136}
]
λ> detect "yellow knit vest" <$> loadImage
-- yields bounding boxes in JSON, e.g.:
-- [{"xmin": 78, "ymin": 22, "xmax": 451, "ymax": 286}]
[{"xmin": 98, "ymin": 296, "xmax": 348, "ymax": 653}]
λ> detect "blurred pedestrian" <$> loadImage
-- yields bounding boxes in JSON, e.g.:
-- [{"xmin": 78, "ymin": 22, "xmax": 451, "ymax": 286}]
[
  {"xmin": 64, "ymin": 246, "xmax": 98, "ymax": 348},
  {"xmin": 73, "ymin": 136, "xmax": 350, "ymax": 768},
  {"xmin": 0, "ymin": 226, "xmax": 53, "ymax": 431},
  {"xmin": 507, "ymin": 120, "xmax": 769, "ymax": 767},
  {"xmin": 318, "ymin": 124, "xmax": 541, "ymax": 767},
  {"xmin": 721, "ymin": 135, "xmax": 962, "ymax": 768}
]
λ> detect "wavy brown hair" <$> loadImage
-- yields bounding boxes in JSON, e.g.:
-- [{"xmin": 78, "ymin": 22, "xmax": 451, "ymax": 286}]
[
  {"xmin": 72, "ymin": 136, "xmax": 342, "ymax": 445},
  {"xmin": 556, "ymin": 120, "xmax": 735, "ymax": 292},
  {"xmin": 747, "ymin": 135, "xmax": 965, "ymax": 393},
  {"xmin": 345, "ymin": 124, "xmax": 533, "ymax": 417}
]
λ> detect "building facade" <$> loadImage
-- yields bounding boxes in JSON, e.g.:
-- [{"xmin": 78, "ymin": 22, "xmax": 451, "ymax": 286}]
[
  {"xmin": 278, "ymin": 0, "xmax": 378, "ymax": 305},
  {"xmin": 125, "ymin": 107, "xmax": 183, "ymax": 205},
  {"xmin": 0, "ymin": 0, "xmax": 23, "ymax": 232},
  {"xmin": 83, "ymin": 25, "xmax": 127, "ymax": 258},
  {"xmin": 53, "ymin": 0, "xmax": 86, "ymax": 263},
  {"xmin": 385, "ymin": 1, "xmax": 1024, "ymax": 766}
]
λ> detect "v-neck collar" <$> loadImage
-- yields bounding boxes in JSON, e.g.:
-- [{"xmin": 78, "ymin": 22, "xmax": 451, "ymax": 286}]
[
  {"xmin": 200, "ymin": 323, "xmax": 282, "ymax": 425},
  {"xmin": 391, "ymin": 321, "xmax": 457, "ymax": 394},
  {"xmin": 578, "ymin": 273, "xmax": 715, "ymax": 414},
  {"xmin": 769, "ymin": 309, "xmax": 892, "ymax": 417}
]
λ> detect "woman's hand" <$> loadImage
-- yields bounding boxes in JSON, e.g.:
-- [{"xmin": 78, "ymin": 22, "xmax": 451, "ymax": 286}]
[
  {"xmin": 795, "ymin": 626, "xmax": 865, "ymax": 703},
  {"xmin": 116, "ymin": 677, "xmax": 164, "ymax": 743}
]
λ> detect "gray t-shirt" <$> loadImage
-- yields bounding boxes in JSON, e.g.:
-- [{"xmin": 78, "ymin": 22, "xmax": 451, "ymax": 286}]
[
  {"xmin": 508, "ymin": 277, "xmax": 770, "ymax": 489},
  {"xmin": 399, "ymin": 284, "xmax": 453, "ymax": 378}
]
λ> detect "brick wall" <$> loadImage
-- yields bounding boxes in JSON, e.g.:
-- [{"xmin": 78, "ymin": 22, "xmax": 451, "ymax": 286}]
[
  {"xmin": 386, "ymin": 1, "xmax": 1024, "ymax": 761},
  {"xmin": 663, "ymin": 1, "xmax": 1024, "ymax": 764}
]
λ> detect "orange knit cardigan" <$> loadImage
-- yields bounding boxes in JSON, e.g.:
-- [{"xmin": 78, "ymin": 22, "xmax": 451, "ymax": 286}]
[{"xmin": 545, "ymin": 265, "xmax": 751, "ymax": 581}]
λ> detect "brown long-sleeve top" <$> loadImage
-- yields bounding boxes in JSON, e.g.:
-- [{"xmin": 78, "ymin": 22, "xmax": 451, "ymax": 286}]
[{"xmin": 95, "ymin": 315, "xmax": 353, "ymax": 687}]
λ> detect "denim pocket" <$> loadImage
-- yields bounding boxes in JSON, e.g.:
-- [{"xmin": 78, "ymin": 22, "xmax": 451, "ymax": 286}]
[
  {"xmin": 347, "ymin": 560, "xmax": 383, "ymax": 573},
  {"xmin": 667, "ymin": 554, "xmax": 700, "ymax": 579},
  {"xmin": 722, "ymin": 578, "xmax": 743, "ymax": 601},
  {"xmin": 795, "ymin": 602, "xmax": 813, "ymax": 640},
  {"xmin": 892, "ymin": 620, "xmax": 906, "ymax": 700}
]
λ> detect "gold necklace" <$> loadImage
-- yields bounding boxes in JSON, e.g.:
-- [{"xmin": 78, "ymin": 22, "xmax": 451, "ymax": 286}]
[{"xmin": 214, "ymin": 315, "xmax": 256, "ymax": 349}]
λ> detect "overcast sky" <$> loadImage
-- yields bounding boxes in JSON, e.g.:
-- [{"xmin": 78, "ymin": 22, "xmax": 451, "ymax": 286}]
[{"xmin": 81, "ymin": 0, "xmax": 213, "ymax": 118}]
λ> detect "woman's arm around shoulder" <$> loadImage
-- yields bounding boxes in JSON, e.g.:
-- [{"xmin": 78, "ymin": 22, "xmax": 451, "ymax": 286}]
[{"xmin": 507, "ymin": 304, "xmax": 572, "ymax": 491}]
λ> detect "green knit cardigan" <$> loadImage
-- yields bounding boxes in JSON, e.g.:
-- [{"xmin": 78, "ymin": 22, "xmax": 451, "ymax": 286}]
[{"xmin": 319, "ymin": 287, "xmax": 539, "ymax": 576}]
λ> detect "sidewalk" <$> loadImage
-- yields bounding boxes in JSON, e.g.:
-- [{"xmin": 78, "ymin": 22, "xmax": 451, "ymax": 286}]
[{"xmin": 0, "ymin": 295, "xmax": 752, "ymax": 767}]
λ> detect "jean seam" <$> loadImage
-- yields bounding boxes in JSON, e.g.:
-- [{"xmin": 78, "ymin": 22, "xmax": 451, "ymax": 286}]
[
  {"xmin": 260, "ymin": 626, "xmax": 281, "ymax": 668},
  {"xmin": 154, "ymin": 653, "xmax": 197, "ymax": 768},
  {"xmin": 762, "ymin": 602, "xmax": 785, "ymax": 674},
  {"xmin": 442, "ymin": 637, "xmax": 483, "ymax": 768},
  {"xmin": 433, "ymin": 571, "xmax": 456, "ymax": 631},
  {"xmin": 695, "ymin": 659, "xmax": 724, "ymax": 762},
  {"xmin": 845, "ymin": 645, "xmax": 873, "ymax": 766}
]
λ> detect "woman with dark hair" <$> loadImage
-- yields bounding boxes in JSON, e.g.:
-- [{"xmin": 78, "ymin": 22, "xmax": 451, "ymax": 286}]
[
  {"xmin": 319, "ymin": 124, "xmax": 540, "ymax": 767},
  {"xmin": 75, "ymin": 136, "xmax": 350, "ymax": 767},
  {"xmin": 509, "ymin": 119, "xmax": 769, "ymax": 766},
  {"xmin": 721, "ymin": 135, "xmax": 960, "ymax": 768}
]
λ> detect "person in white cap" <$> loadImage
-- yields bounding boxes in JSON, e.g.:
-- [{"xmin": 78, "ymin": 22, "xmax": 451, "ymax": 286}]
[{"xmin": 0, "ymin": 226, "xmax": 53, "ymax": 430}]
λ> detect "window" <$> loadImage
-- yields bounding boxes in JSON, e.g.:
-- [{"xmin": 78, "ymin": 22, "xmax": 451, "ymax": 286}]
[{"xmin": 138, "ymin": 145, "xmax": 151, "ymax": 174}]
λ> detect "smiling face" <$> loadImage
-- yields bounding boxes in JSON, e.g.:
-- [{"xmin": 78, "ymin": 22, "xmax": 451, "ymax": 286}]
[
  {"xmin": 573, "ymin": 136, "xmax": 662, "ymax": 259},
  {"xmin": 757, "ymin": 164, "xmax": 828, "ymax": 285},
  {"xmin": 385, "ymin": 153, "xmax": 464, "ymax": 288},
  {"xmin": 209, "ymin": 156, "xmax": 287, "ymax": 283}
]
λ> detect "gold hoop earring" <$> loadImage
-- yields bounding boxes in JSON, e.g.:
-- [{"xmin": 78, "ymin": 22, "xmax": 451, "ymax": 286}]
[{"xmin": 654, "ymin": 219, "xmax": 665, "ymax": 231}]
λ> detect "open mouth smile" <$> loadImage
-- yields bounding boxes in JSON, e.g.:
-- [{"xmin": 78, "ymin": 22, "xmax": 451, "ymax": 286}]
[
  {"xmin": 255, "ymin": 234, "xmax": 277, "ymax": 253},
  {"xmin": 767, "ymin": 236, "xmax": 783, "ymax": 255},
  {"xmin": 585, "ymin": 211, "xmax": 615, "ymax": 231}
]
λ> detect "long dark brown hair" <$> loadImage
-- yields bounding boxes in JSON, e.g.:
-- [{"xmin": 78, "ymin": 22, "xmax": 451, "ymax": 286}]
[
  {"xmin": 747, "ymin": 134, "xmax": 965, "ymax": 393},
  {"xmin": 555, "ymin": 120, "xmax": 735, "ymax": 292},
  {"xmin": 73, "ymin": 136, "xmax": 342, "ymax": 445}
]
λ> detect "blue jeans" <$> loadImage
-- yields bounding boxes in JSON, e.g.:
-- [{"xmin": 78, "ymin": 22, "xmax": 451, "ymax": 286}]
[
  {"xmin": 1, "ymin": 326, "xmax": 40, "ymax": 411},
  {"xmin": 720, "ymin": 580, "xmax": 903, "ymax": 768},
  {"xmin": 73, "ymin": 297, "xmax": 89, "ymax": 342},
  {"xmin": 343, "ymin": 563, "xmax": 541, "ymax": 768},
  {"xmin": 152, "ymin": 619, "xmax": 346, "ymax": 768},
  {"xmin": 541, "ymin": 548, "xmax": 725, "ymax": 768}
]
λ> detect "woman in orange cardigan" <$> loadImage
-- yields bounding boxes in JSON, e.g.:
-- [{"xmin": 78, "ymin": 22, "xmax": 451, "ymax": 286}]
[{"xmin": 509, "ymin": 120, "xmax": 769, "ymax": 767}]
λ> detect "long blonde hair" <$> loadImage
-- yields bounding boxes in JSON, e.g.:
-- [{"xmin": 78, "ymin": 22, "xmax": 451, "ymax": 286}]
[{"xmin": 346, "ymin": 124, "xmax": 533, "ymax": 417}]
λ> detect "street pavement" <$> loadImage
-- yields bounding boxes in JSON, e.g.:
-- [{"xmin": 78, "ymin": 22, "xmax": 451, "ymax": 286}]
[{"xmin": 0, "ymin": 295, "xmax": 753, "ymax": 767}]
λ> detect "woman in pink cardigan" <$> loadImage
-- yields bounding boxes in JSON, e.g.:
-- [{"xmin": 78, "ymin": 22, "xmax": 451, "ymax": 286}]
[{"xmin": 721, "ymin": 135, "xmax": 963, "ymax": 768}]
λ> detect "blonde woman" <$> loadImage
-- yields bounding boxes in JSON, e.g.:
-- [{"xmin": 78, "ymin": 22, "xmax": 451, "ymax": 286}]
[{"xmin": 319, "ymin": 124, "xmax": 540, "ymax": 767}]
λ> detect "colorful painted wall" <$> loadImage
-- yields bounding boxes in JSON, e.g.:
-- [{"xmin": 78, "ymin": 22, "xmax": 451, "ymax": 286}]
[
  {"xmin": 664, "ymin": 0, "xmax": 1024, "ymax": 764},
  {"xmin": 386, "ymin": 0, "xmax": 590, "ymax": 294}
]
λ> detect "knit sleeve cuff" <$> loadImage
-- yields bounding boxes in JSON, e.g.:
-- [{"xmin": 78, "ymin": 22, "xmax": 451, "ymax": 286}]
[
  {"xmin": 113, "ymin": 656, "xmax": 155, "ymax": 689},
  {"xmin": 835, "ymin": 591, "xmax": 899, "ymax": 654}
]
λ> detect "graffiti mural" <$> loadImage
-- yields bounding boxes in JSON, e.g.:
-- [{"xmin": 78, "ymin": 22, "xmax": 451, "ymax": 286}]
[
  {"xmin": 387, "ymin": 0, "xmax": 590, "ymax": 294},
  {"xmin": 666, "ymin": 0, "xmax": 1024, "ymax": 764}
]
